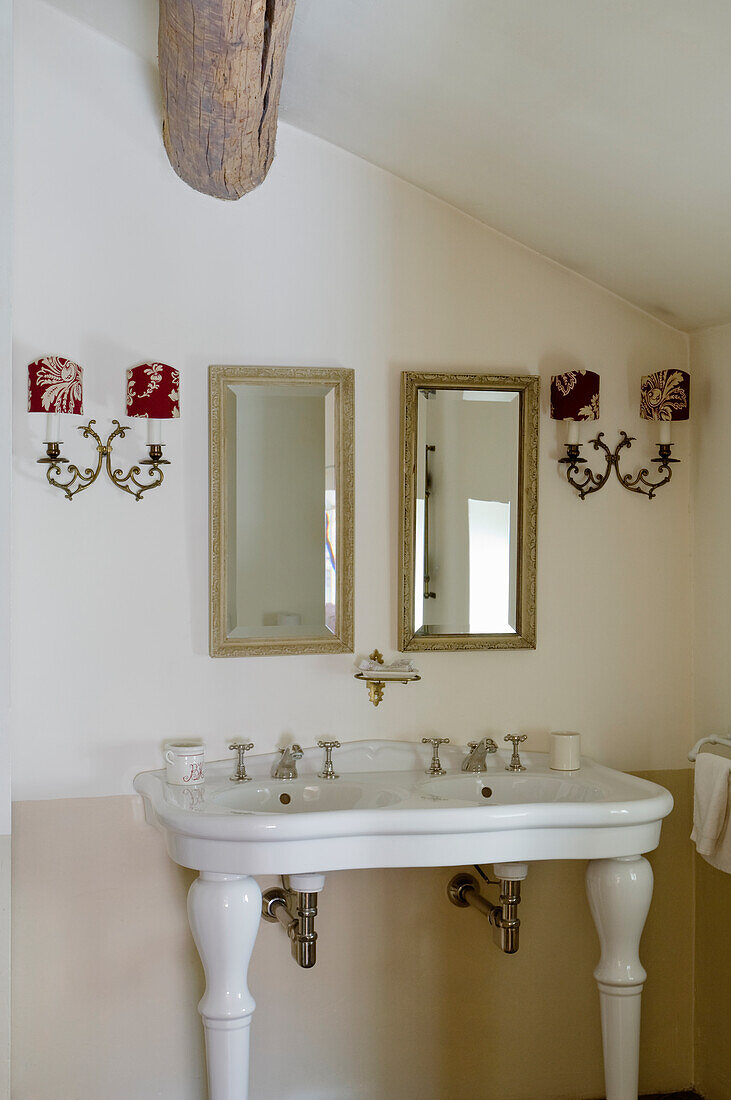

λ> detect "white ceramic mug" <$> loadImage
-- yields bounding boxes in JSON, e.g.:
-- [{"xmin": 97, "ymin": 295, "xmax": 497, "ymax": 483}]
[
  {"xmin": 549, "ymin": 731, "xmax": 581, "ymax": 771},
  {"xmin": 164, "ymin": 741, "xmax": 205, "ymax": 785}
]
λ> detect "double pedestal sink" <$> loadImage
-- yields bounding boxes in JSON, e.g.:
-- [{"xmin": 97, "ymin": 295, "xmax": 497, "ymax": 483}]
[{"xmin": 134, "ymin": 739, "xmax": 673, "ymax": 1100}]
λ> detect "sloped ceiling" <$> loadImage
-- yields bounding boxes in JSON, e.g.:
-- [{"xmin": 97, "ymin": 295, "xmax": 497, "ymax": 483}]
[{"xmin": 40, "ymin": 0, "xmax": 731, "ymax": 331}]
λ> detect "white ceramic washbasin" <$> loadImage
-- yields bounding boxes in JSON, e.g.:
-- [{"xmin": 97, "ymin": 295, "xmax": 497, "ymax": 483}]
[
  {"xmin": 212, "ymin": 778, "xmax": 411, "ymax": 814},
  {"xmin": 134, "ymin": 739, "xmax": 673, "ymax": 875},
  {"xmin": 135, "ymin": 739, "xmax": 674, "ymax": 1100},
  {"xmin": 419, "ymin": 772, "xmax": 605, "ymax": 804}
]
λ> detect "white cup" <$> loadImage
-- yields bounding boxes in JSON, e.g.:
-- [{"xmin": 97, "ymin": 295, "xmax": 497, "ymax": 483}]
[
  {"xmin": 164, "ymin": 741, "xmax": 205, "ymax": 785},
  {"xmin": 549, "ymin": 731, "xmax": 581, "ymax": 771}
]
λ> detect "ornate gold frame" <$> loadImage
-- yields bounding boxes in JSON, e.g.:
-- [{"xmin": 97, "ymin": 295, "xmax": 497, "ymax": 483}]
[
  {"xmin": 398, "ymin": 371, "xmax": 539, "ymax": 652},
  {"xmin": 209, "ymin": 366, "xmax": 354, "ymax": 657}
]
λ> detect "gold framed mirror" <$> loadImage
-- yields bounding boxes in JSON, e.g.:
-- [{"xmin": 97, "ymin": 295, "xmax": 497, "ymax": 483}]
[
  {"xmin": 399, "ymin": 371, "xmax": 539, "ymax": 651},
  {"xmin": 209, "ymin": 366, "xmax": 354, "ymax": 657}
]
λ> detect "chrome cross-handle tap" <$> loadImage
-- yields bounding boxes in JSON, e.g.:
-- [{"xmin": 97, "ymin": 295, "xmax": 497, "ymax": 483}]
[
  {"xmin": 229, "ymin": 741, "xmax": 254, "ymax": 782},
  {"xmin": 422, "ymin": 736, "xmax": 450, "ymax": 776},
  {"xmin": 317, "ymin": 739, "xmax": 341, "ymax": 780},
  {"xmin": 504, "ymin": 734, "xmax": 527, "ymax": 772}
]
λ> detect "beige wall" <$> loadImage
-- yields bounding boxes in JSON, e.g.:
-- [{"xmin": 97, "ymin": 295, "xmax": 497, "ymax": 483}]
[
  {"xmin": 690, "ymin": 323, "xmax": 731, "ymax": 1100},
  {"xmin": 694, "ymin": 850, "xmax": 731, "ymax": 1100},
  {"xmin": 12, "ymin": 772, "xmax": 693, "ymax": 1100},
  {"xmin": 0, "ymin": 841, "xmax": 9, "ymax": 1100}
]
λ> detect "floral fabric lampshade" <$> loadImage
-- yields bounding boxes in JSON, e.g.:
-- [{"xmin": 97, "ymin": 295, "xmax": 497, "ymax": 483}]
[
  {"xmin": 639, "ymin": 370, "xmax": 690, "ymax": 423},
  {"xmin": 126, "ymin": 362, "xmax": 180, "ymax": 419},
  {"xmin": 28, "ymin": 356, "xmax": 84, "ymax": 414},
  {"xmin": 550, "ymin": 370, "xmax": 601, "ymax": 422},
  {"xmin": 640, "ymin": 369, "xmax": 689, "ymax": 444}
]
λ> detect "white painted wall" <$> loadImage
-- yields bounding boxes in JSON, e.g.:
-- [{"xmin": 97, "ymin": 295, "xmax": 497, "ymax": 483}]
[
  {"xmin": 10, "ymin": 5, "xmax": 706, "ymax": 1099},
  {"xmin": 691, "ymin": 322, "xmax": 731, "ymax": 739},
  {"xmin": 11, "ymin": 0, "xmax": 693, "ymax": 804},
  {"xmin": 690, "ymin": 321, "xmax": 731, "ymax": 1100},
  {"xmin": 0, "ymin": 0, "xmax": 13, "ymax": 834},
  {"xmin": 0, "ymin": 0, "xmax": 12, "ymax": 1094}
]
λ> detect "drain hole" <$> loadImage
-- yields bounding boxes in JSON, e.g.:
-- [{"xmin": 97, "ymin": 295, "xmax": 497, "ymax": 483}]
[
  {"xmin": 481, "ymin": 787, "xmax": 492, "ymax": 799},
  {"xmin": 279, "ymin": 793, "xmax": 291, "ymax": 805}
]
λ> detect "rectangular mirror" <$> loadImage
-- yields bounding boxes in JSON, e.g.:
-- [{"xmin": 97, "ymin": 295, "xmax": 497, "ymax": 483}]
[
  {"xmin": 399, "ymin": 372, "xmax": 538, "ymax": 651},
  {"xmin": 209, "ymin": 366, "xmax": 354, "ymax": 656}
]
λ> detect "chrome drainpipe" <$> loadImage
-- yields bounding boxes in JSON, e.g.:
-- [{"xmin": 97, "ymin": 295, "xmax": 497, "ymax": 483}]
[
  {"xmin": 291, "ymin": 891, "xmax": 318, "ymax": 968},
  {"xmin": 262, "ymin": 885, "xmax": 319, "ymax": 968},
  {"xmin": 495, "ymin": 879, "xmax": 521, "ymax": 954},
  {"xmin": 446, "ymin": 872, "xmax": 522, "ymax": 954}
]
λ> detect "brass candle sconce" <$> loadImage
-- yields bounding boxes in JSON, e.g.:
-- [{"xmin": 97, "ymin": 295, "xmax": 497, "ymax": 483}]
[
  {"xmin": 38, "ymin": 419, "xmax": 169, "ymax": 502},
  {"xmin": 551, "ymin": 369, "xmax": 689, "ymax": 501},
  {"xmin": 29, "ymin": 357, "xmax": 180, "ymax": 502},
  {"xmin": 559, "ymin": 431, "xmax": 677, "ymax": 501}
]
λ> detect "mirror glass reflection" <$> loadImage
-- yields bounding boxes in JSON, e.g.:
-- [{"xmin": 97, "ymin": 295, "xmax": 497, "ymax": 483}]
[
  {"xmin": 224, "ymin": 382, "xmax": 337, "ymax": 640},
  {"xmin": 414, "ymin": 388, "xmax": 520, "ymax": 636},
  {"xmin": 399, "ymin": 371, "xmax": 538, "ymax": 651},
  {"xmin": 210, "ymin": 365, "xmax": 353, "ymax": 658}
]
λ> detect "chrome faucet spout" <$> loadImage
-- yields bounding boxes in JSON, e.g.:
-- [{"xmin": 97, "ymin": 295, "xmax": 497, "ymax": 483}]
[
  {"xmin": 462, "ymin": 737, "xmax": 498, "ymax": 773},
  {"xmin": 272, "ymin": 743, "xmax": 304, "ymax": 780}
]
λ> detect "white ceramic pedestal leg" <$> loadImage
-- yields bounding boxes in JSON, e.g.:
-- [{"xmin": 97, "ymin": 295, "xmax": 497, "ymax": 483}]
[
  {"xmin": 187, "ymin": 872, "xmax": 262, "ymax": 1100},
  {"xmin": 586, "ymin": 855, "xmax": 653, "ymax": 1100}
]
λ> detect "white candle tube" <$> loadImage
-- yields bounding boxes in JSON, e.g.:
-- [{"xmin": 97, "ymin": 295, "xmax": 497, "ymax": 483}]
[
  {"xmin": 658, "ymin": 421, "xmax": 671, "ymax": 445},
  {"xmin": 45, "ymin": 412, "xmax": 60, "ymax": 443},
  {"xmin": 567, "ymin": 420, "xmax": 580, "ymax": 446},
  {"xmin": 549, "ymin": 731, "xmax": 581, "ymax": 771},
  {"xmin": 147, "ymin": 418, "xmax": 162, "ymax": 445}
]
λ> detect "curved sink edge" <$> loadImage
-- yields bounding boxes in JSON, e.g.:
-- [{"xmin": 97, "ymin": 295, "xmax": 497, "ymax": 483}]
[
  {"xmin": 133, "ymin": 750, "xmax": 675, "ymax": 849},
  {"xmin": 144, "ymin": 792, "xmax": 675, "ymax": 846}
]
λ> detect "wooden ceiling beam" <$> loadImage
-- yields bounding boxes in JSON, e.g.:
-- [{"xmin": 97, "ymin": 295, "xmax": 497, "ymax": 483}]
[{"xmin": 159, "ymin": 0, "xmax": 296, "ymax": 200}]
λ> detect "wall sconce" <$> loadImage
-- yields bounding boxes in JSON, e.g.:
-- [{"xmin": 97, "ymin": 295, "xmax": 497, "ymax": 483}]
[
  {"xmin": 552, "ymin": 369, "xmax": 690, "ymax": 500},
  {"xmin": 30, "ymin": 357, "xmax": 180, "ymax": 501}
]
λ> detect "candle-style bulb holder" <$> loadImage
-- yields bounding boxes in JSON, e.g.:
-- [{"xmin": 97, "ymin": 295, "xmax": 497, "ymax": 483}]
[
  {"xmin": 40, "ymin": 420, "xmax": 170, "ymax": 501},
  {"xmin": 141, "ymin": 443, "xmax": 170, "ymax": 466},
  {"xmin": 37, "ymin": 441, "xmax": 67, "ymax": 465},
  {"xmin": 654, "ymin": 443, "xmax": 678, "ymax": 467},
  {"xmin": 560, "ymin": 432, "xmax": 678, "ymax": 500},
  {"xmin": 559, "ymin": 443, "xmax": 585, "ymax": 467}
]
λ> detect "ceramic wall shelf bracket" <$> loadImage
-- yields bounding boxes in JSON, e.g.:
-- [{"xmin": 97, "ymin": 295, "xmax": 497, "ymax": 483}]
[
  {"xmin": 559, "ymin": 431, "xmax": 678, "ymax": 501},
  {"xmin": 38, "ymin": 419, "xmax": 169, "ymax": 502}
]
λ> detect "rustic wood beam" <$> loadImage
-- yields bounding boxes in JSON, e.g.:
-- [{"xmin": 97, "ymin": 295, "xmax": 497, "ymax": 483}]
[{"xmin": 159, "ymin": 0, "xmax": 296, "ymax": 200}]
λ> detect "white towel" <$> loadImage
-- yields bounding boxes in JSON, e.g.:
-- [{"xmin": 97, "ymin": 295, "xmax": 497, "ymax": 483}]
[{"xmin": 691, "ymin": 752, "xmax": 731, "ymax": 873}]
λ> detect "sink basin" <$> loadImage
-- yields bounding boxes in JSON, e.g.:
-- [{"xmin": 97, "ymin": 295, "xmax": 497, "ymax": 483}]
[
  {"xmin": 134, "ymin": 739, "xmax": 673, "ymax": 875},
  {"xmin": 418, "ymin": 772, "xmax": 605, "ymax": 804},
  {"xmin": 212, "ymin": 779, "xmax": 410, "ymax": 814},
  {"xmin": 134, "ymin": 738, "xmax": 674, "ymax": 1100}
]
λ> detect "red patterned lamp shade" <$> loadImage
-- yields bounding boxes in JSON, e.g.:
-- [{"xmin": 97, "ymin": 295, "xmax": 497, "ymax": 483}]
[
  {"xmin": 126, "ymin": 362, "xmax": 180, "ymax": 419},
  {"xmin": 28, "ymin": 356, "xmax": 84, "ymax": 414},
  {"xmin": 640, "ymin": 370, "xmax": 690, "ymax": 422},
  {"xmin": 550, "ymin": 371, "xmax": 600, "ymax": 421}
]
